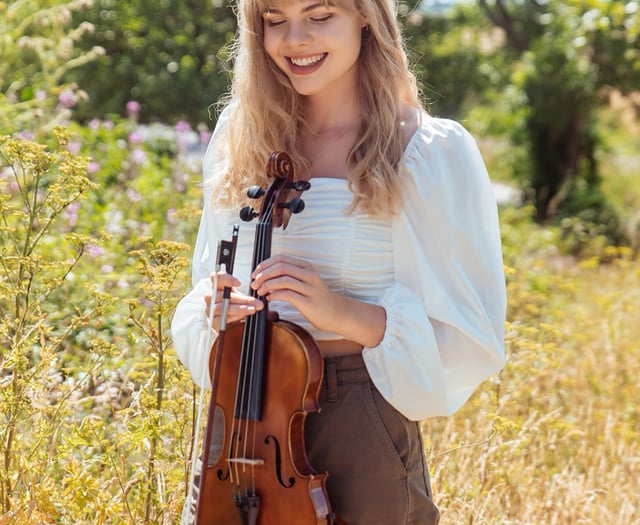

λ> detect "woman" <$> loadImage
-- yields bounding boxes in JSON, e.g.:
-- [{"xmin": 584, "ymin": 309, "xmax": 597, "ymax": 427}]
[{"xmin": 171, "ymin": 0, "xmax": 506, "ymax": 523}]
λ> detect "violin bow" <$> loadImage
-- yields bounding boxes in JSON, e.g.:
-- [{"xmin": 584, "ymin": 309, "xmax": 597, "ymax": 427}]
[{"xmin": 186, "ymin": 225, "xmax": 239, "ymax": 524}]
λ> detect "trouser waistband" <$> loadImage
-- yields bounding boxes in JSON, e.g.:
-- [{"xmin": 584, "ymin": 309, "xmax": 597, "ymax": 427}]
[{"xmin": 322, "ymin": 353, "xmax": 369, "ymax": 403}]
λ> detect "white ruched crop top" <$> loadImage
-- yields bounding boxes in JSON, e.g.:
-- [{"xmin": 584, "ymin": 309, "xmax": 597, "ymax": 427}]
[
  {"xmin": 213, "ymin": 177, "xmax": 394, "ymax": 340},
  {"xmin": 171, "ymin": 109, "xmax": 507, "ymax": 421}
]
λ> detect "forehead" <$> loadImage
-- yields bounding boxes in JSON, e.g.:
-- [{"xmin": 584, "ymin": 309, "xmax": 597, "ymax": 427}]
[{"xmin": 256, "ymin": 0, "xmax": 350, "ymax": 11}]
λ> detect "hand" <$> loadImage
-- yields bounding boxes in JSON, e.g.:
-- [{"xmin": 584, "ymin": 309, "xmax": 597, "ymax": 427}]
[
  {"xmin": 250, "ymin": 255, "xmax": 386, "ymax": 347},
  {"xmin": 205, "ymin": 271, "xmax": 264, "ymax": 331},
  {"xmin": 250, "ymin": 255, "xmax": 347, "ymax": 335}
]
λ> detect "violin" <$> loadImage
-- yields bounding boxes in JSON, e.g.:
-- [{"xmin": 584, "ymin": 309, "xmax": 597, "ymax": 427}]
[{"xmin": 194, "ymin": 152, "xmax": 335, "ymax": 525}]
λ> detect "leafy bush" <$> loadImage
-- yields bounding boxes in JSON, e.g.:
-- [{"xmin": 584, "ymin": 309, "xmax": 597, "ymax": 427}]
[
  {"xmin": 67, "ymin": 0, "xmax": 236, "ymax": 124},
  {"xmin": 0, "ymin": 0, "xmax": 105, "ymax": 134},
  {"xmin": 0, "ymin": 111, "xmax": 210, "ymax": 522}
]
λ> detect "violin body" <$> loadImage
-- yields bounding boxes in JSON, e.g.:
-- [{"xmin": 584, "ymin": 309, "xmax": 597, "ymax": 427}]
[
  {"xmin": 198, "ymin": 319, "xmax": 332, "ymax": 525},
  {"xmin": 192, "ymin": 152, "xmax": 335, "ymax": 525}
]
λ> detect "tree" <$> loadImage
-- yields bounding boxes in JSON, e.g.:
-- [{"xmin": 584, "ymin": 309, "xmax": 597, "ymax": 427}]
[
  {"xmin": 68, "ymin": 0, "xmax": 237, "ymax": 124},
  {"xmin": 403, "ymin": 6, "xmax": 494, "ymax": 119},
  {"xmin": 478, "ymin": 0, "xmax": 640, "ymax": 223}
]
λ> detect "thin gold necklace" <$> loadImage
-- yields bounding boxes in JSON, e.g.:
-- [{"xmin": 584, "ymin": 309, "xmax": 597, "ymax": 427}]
[{"xmin": 301, "ymin": 128, "xmax": 350, "ymax": 168}]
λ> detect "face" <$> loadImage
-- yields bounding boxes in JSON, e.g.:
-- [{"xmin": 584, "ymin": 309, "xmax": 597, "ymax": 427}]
[{"xmin": 262, "ymin": 0, "xmax": 366, "ymax": 98}]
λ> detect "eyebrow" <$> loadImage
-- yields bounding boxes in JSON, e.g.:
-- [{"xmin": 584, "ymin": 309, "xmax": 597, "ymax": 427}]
[{"xmin": 264, "ymin": 3, "xmax": 327, "ymax": 15}]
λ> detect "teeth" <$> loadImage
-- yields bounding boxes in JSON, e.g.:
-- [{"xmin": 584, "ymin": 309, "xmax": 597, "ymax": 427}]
[{"xmin": 290, "ymin": 54, "xmax": 324, "ymax": 67}]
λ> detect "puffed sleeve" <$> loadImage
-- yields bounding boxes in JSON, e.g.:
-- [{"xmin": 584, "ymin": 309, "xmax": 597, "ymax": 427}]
[
  {"xmin": 171, "ymin": 107, "xmax": 234, "ymax": 389},
  {"xmin": 361, "ymin": 117, "xmax": 506, "ymax": 420}
]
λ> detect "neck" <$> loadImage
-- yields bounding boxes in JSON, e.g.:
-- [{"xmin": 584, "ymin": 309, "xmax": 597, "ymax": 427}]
[{"xmin": 302, "ymin": 84, "xmax": 361, "ymax": 134}]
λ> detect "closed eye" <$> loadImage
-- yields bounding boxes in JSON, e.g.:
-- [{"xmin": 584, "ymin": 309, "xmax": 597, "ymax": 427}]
[
  {"xmin": 264, "ymin": 18, "xmax": 286, "ymax": 27},
  {"xmin": 310, "ymin": 14, "xmax": 332, "ymax": 23}
]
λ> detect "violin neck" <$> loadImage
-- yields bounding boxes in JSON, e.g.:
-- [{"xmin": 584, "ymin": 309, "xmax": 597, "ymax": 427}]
[{"xmin": 236, "ymin": 220, "xmax": 272, "ymax": 421}]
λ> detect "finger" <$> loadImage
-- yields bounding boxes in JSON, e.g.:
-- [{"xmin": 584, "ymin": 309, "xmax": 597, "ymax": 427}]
[
  {"xmin": 204, "ymin": 294, "xmax": 212, "ymax": 318},
  {"xmin": 252, "ymin": 255, "xmax": 308, "ymax": 277},
  {"xmin": 206, "ymin": 293, "xmax": 265, "ymax": 328},
  {"xmin": 212, "ymin": 271, "xmax": 241, "ymax": 290},
  {"xmin": 251, "ymin": 275, "xmax": 311, "ymax": 299},
  {"xmin": 251, "ymin": 261, "xmax": 313, "ymax": 291}
]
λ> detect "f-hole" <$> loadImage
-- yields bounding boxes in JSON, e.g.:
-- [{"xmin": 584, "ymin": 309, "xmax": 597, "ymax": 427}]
[{"xmin": 265, "ymin": 435, "xmax": 295, "ymax": 488}]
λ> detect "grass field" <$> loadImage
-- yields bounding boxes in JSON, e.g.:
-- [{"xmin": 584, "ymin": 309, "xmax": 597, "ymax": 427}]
[
  {"xmin": 424, "ymin": 208, "xmax": 640, "ymax": 523},
  {"xmin": 428, "ymin": 106, "xmax": 640, "ymax": 523}
]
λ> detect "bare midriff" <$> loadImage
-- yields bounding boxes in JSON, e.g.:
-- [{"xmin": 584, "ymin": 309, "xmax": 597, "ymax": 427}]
[{"xmin": 316, "ymin": 339, "xmax": 364, "ymax": 358}]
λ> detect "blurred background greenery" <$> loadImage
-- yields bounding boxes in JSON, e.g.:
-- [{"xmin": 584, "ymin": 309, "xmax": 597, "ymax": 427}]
[{"xmin": 3, "ymin": 0, "xmax": 639, "ymax": 241}]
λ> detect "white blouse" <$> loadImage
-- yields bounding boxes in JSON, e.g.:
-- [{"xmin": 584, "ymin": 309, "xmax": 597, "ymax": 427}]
[{"xmin": 171, "ymin": 110, "xmax": 507, "ymax": 421}]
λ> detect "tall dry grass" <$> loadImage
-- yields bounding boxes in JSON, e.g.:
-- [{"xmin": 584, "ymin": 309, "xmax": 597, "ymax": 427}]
[{"xmin": 425, "ymin": 218, "xmax": 640, "ymax": 523}]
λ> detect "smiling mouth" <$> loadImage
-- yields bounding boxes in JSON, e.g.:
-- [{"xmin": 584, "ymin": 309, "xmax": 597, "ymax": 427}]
[{"xmin": 288, "ymin": 53, "xmax": 327, "ymax": 68}]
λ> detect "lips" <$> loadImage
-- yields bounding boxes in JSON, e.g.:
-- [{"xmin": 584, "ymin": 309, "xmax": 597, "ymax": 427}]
[{"xmin": 287, "ymin": 53, "xmax": 327, "ymax": 72}]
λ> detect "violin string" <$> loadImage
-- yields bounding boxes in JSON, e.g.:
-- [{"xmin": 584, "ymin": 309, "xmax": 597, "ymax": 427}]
[
  {"xmin": 237, "ymin": 287, "xmax": 254, "ymax": 496},
  {"xmin": 247, "ymin": 196, "xmax": 272, "ymax": 489},
  {"xmin": 229, "ymin": 249, "xmax": 259, "ymax": 496},
  {"xmin": 228, "ymin": 182, "xmax": 281, "ymax": 501},
  {"xmin": 249, "ymin": 198, "xmax": 274, "ymax": 495},
  {"xmin": 252, "ymin": 201, "xmax": 273, "ymax": 495},
  {"xmin": 227, "ymin": 321, "xmax": 244, "ymax": 496}
]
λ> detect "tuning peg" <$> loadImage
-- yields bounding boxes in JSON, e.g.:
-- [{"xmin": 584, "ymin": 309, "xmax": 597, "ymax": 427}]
[
  {"xmin": 278, "ymin": 198, "xmax": 305, "ymax": 214},
  {"xmin": 288, "ymin": 181, "xmax": 311, "ymax": 191},
  {"xmin": 247, "ymin": 186, "xmax": 265, "ymax": 199},
  {"xmin": 240, "ymin": 206, "xmax": 258, "ymax": 222}
]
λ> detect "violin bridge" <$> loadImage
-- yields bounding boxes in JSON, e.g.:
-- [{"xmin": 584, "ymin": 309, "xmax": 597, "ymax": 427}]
[{"xmin": 227, "ymin": 458, "xmax": 265, "ymax": 466}]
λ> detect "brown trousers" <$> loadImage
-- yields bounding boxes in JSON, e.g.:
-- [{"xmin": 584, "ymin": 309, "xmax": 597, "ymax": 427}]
[{"xmin": 304, "ymin": 354, "xmax": 440, "ymax": 525}]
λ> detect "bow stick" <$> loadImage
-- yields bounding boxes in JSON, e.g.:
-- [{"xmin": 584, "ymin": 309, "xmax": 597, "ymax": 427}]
[{"xmin": 185, "ymin": 225, "xmax": 239, "ymax": 524}]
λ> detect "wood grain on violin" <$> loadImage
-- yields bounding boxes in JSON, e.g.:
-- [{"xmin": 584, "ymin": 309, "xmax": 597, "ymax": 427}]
[{"xmin": 193, "ymin": 152, "xmax": 335, "ymax": 525}]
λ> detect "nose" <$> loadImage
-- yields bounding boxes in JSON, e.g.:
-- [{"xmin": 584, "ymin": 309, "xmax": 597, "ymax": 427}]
[{"xmin": 284, "ymin": 20, "xmax": 311, "ymax": 46}]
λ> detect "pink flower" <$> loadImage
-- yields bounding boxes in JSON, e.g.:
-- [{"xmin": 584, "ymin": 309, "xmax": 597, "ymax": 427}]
[
  {"xmin": 199, "ymin": 130, "xmax": 212, "ymax": 144},
  {"xmin": 128, "ymin": 131, "xmax": 143, "ymax": 144},
  {"xmin": 86, "ymin": 244, "xmax": 105, "ymax": 258},
  {"xmin": 87, "ymin": 161, "xmax": 100, "ymax": 174},
  {"xmin": 126, "ymin": 188, "xmax": 142, "ymax": 202},
  {"xmin": 175, "ymin": 120, "xmax": 191, "ymax": 133},
  {"xmin": 58, "ymin": 90, "xmax": 77, "ymax": 109},
  {"xmin": 130, "ymin": 149, "xmax": 147, "ymax": 165},
  {"xmin": 65, "ymin": 202, "xmax": 81, "ymax": 228},
  {"xmin": 126, "ymin": 100, "xmax": 141, "ymax": 117},
  {"xmin": 67, "ymin": 141, "xmax": 82, "ymax": 154}
]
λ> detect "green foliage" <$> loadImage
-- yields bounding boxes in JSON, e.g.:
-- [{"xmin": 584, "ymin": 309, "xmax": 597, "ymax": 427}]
[
  {"xmin": 67, "ymin": 0, "xmax": 237, "ymax": 124},
  {"xmin": 476, "ymin": 0, "xmax": 640, "ymax": 225},
  {"xmin": 0, "ymin": 119, "xmax": 201, "ymax": 523},
  {"xmin": 0, "ymin": 0, "xmax": 105, "ymax": 134},
  {"xmin": 0, "ymin": 127, "xmax": 110, "ymax": 519},
  {"xmin": 404, "ymin": 5, "xmax": 495, "ymax": 118}
]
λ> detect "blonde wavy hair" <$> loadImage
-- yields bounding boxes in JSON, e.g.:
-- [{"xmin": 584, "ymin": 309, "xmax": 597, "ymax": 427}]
[{"xmin": 212, "ymin": 0, "xmax": 422, "ymax": 215}]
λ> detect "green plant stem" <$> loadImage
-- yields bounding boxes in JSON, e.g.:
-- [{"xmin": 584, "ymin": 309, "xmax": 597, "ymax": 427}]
[
  {"xmin": 144, "ymin": 312, "xmax": 165, "ymax": 523},
  {"xmin": 2, "ymin": 372, "xmax": 18, "ymax": 512}
]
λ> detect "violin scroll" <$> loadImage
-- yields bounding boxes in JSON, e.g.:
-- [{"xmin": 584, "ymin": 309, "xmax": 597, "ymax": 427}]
[{"xmin": 239, "ymin": 152, "xmax": 311, "ymax": 228}]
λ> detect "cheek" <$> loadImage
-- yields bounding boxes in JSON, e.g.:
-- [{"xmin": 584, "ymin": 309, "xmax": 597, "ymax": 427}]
[{"xmin": 262, "ymin": 32, "xmax": 279, "ymax": 63}]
